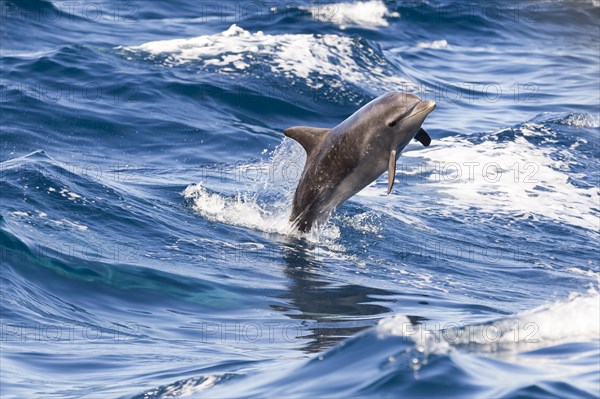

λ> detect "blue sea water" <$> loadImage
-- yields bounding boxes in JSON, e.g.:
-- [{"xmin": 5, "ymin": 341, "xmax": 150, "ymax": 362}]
[{"xmin": 1, "ymin": 0, "xmax": 599, "ymax": 397}]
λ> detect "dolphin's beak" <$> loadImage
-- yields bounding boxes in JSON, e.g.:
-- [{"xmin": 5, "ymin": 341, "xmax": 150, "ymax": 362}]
[
  {"xmin": 389, "ymin": 98, "xmax": 436, "ymax": 127},
  {"xmin": 412, "ymin": 100, "xmax": 436, "ymax": 116}
]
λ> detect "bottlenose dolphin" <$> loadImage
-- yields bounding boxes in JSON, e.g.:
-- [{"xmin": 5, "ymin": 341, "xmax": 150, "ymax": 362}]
[{"xmin": 285, "ymin": 92, "xmax": 435, "ymax": 232}]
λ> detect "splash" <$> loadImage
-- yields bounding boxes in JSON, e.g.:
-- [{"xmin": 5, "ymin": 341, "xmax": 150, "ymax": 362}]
[{"xmin": 183, "ymin": 140, "xmax": 341, "ymax": 242}]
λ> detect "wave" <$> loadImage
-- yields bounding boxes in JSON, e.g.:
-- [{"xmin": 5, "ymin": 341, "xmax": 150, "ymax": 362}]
[
  {"xmin": 129, "ymin": 288, "xmax": 600, "ymax": 398},
  {"xmin": 378, "ymin": 287, "xmax": 600, "ymax": 354},
  {"xmin": 121, "ymin": 24, "xmax": 414, "ymax": 95},
  {"xmin": 0, "ymin": 151, "xmax": 154, "ymax": 242},
  {"xmin": 533, "ymin": 112, "xmax": 600, "ymax": 129}
]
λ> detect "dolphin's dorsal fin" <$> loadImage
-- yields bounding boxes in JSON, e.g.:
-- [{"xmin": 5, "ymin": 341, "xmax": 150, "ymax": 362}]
[
  {"xmin": 387, "ymin": 149, "xmax": 397, "ymax": 195},
  {"xmin": 414, "ymin": 128, "xmax": 432, "ymax": 147},
  {"xmin": 284, "ymin": 126, "xmax": 330, "ymax": 157}
]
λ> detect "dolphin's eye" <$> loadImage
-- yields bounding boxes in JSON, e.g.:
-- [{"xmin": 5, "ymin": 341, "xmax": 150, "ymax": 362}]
[
  {"xmin": 388, "ymin": 107, "xmax": 407, "ymax": 127},
  {"xmin": 388, "ymin": 115, "xmax": 403, "ymax": 127}
]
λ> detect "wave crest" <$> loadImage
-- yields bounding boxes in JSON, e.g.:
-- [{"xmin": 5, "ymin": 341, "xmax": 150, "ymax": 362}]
[{"xmin": 122, "ymin": 24, "xmax": 414, "ymax": 94}]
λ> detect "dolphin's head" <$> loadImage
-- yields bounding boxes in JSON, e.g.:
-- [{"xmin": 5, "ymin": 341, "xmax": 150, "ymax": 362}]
[
  {"xmin": 377, "ymin": 92, "xmax": 435, "ymax": 146},
  {"xmin": 332, "ymin": 91, "xmax": 435, "ymax": 153}
]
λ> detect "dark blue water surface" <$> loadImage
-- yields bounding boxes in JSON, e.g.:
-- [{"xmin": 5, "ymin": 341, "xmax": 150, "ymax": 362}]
[{"xmin": 1, "ymin": 0, "xmax": 599, "ymax": 398}]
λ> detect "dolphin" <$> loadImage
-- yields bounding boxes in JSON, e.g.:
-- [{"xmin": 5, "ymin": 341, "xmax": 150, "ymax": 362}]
[{"xmin": 284, "ymin": 92, "xmax": 435, "ymax": 232}]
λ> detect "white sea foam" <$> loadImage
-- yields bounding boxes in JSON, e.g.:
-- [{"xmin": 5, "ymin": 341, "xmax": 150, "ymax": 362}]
[
  {"xmin": 378, "ymin": 287, "xmax": 600, "ymax": 354},
  {"xmin": 183, "ymin": 183, "xmax": 293, "ymax": 234},
  {"xmin": 416, "ymin": 39, "xmax": 449, "ymax": 49},
  {"xmin": 402, "ymin": 127, "xmax": 599, "ymax": 231},
  {"xmin": 123, "ymin": 24, "xmax": 413, "ymax": 91},
  {"xmin": 10, "ymin": 211, "xmax": 88, "ymax": 231},
  {"xmin": 59, "ymin": 219, "xmax": 89, "ymax": 231},
  {"xmin": 59, "ymin": 188, "xmax": 81, "ymax": 200},
  {"xmin": 141, "ymin": 375, "xmax": 219, "ymax": 398},
  {"xmin": 307, "ymin": 0, "xmax": 399, "ymax": 29},
  {"xmin": 566, "ymin": 267, "xmax": 600, "ymax": 280},
  {"xmin": 536, "ymin": 112, "xmax": 600, "ymax": 128}
]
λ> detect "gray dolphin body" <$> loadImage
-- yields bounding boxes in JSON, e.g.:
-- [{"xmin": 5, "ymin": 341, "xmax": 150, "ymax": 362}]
[{"xmin": 285, "ymin": 92, "xmax": 436, "ymax": 232}]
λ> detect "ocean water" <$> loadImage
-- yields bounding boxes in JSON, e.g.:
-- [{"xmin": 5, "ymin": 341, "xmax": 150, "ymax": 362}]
[{"xmin": 1, "ymin": 0, "xmax": 599, "ymax": 397}]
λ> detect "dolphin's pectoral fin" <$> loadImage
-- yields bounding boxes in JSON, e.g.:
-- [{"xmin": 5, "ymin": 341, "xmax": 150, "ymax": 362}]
[
  {"xmin": 284, "ymin": 126, "xmax": 330, "ymax": 157},
  {"xmin": 387, "ymin": 149, "xmax": 397, "ymax": 195},
  {"xmin": 414, "ymin": 128, "xmax": 432, "ymax": 147}
]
